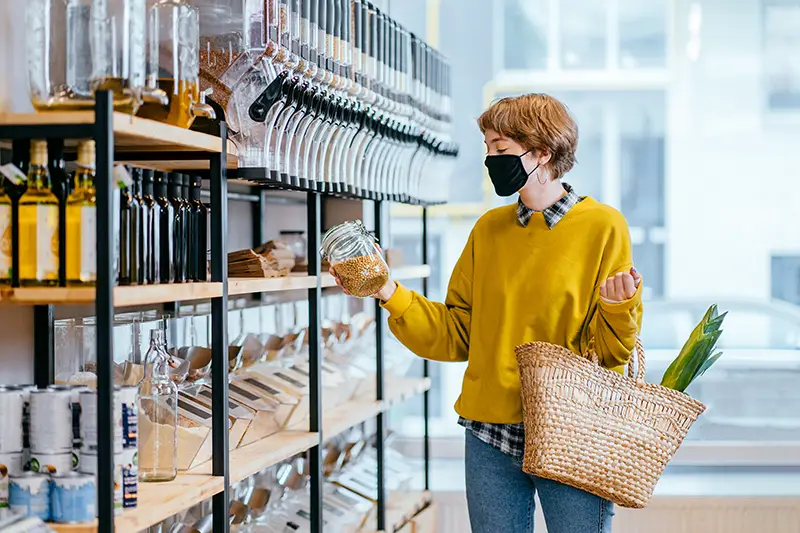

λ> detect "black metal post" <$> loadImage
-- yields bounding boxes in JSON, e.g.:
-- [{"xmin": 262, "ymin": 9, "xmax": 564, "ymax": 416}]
[
  {"xmin": 210, "ymin": 124, "xmax": 230, "ymax": 533},
  {"xmin": 421, "ymin": 207, "xmax": 430, "ymax": 491},
  {"xmin": 253, "ymin": 189, "xmax": 265, "ymax": 248},
  {"xmin": 33, "ymin": 305, "xmax": 55, "ymax": 388},
  {"xmin": 94, "ymin": 90, "xmax": 116, "ymax": 532},
  {"xmin": 307, "ymin": 191, "xmax": 323, "ymax": 533},
  {"xmin": 374, "ymin": 200, "xmax": 386, "ymax": 532}
]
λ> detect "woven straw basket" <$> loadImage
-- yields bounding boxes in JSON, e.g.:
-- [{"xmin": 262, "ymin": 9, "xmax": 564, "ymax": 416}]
[{"xmin": 515, "ymin": 340, "xmax": 706, "ymax": 508}]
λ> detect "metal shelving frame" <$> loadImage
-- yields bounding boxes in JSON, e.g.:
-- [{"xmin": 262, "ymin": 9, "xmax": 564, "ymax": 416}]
[{"xmin": 2, "ymin": 91, "xmax": 433, "ymax": 533}]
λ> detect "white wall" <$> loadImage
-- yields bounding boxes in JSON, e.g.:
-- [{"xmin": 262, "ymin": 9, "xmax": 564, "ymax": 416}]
[{"xmin": 667, "ymin": 0, "xmax": 800, "ymax": 299}]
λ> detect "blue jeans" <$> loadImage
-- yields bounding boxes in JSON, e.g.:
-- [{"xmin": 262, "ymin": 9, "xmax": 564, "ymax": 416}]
[{"xmin": 465, "ymin": 430, "xmax": 614, "ymax": 533}]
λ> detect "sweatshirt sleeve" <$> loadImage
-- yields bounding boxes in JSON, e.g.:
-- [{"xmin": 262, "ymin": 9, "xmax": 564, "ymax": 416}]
[
  {"xmin": 380, "ymin": 233, "xmax": 474, "ymax": 363},
  {"xmin": 592, "ymin": 217, "xmax": 643, "ymax": 370}
]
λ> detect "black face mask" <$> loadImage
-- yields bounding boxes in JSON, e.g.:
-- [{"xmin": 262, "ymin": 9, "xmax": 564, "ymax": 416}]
[{"xmin": 485, "ymin": 150, "xmax": 539, "ymax": 197}]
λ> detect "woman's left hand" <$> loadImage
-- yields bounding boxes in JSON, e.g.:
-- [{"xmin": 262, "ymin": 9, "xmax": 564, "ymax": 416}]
[{"xmin": 600, "ymin": 267, "xmax": 642, "ymax": 303}]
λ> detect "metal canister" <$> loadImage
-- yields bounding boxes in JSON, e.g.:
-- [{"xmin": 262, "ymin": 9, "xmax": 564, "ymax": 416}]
[
  {"xmin": 16, "ymin": 385, "xmax": 36, "ymax": 469},
  {"xmin": 49, "ymin": 384, "xmax": 90, "ymax": 453},
  {"xmin": 79, "ymin": 452, "xmax": 123, "ymax": 515},
  {"xmin": 0, "ymin": 451, "xmax": 24, "ymax": 508},
  {"xmin": 119, "ymin": 447, "xmax": 138, "ymax": 509},
  {"xmin": 50, "ymin": 472, "xmax": 95, "ymax": 524},
  {"xmin": 119, "ymin": 386, "xmax": 138, "ymax": 450},
  {"xmin": 29, "ymin": 451, "xmax": 75, "ymax": 475},
  {"xmin": 29, "ymin": 388, "xmax": 72, "ymax": 454},
  {"xmin": 8, "ymin": 472, "xmax": 51, "ymax": 521},
  {"xmin": 79, "ymin": 388, "xmax": 122, "ymax": 454},
  {"xmin": 0, "ymin": 387, "xmax": 24, "ymax": 453}
]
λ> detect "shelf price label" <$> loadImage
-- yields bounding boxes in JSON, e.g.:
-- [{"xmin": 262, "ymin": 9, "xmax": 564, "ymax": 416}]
[{"xmin": 0, "ymin": 163, "xmax": 27, "ymax": 185}]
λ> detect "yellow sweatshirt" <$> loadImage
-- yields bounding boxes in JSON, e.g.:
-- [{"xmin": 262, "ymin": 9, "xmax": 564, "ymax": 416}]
[{"xmin": 382, "ymin": 197, "xmax": 642, "ymax": 424}]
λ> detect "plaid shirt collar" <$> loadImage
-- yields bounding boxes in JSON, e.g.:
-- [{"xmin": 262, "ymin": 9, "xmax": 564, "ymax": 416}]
[{"xmin": 517, "ymin": 183, "xmax": 581, "ymax": 229}]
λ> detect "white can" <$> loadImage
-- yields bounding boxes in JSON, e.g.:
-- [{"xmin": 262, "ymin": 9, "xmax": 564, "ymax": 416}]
[
  {"xmin": 79, "ymin": 452, "xmax": 123, "ymax": 515},
  {"xmin": 119, "ymin": 386, "xmax": 138, "ymax": 450},
  {"xmin": 29, "ymin": 451, "xmax": 76, "ymax": 475},
  {"xmin": 0, "ymin": 387, "xmax": 24, "ymax": 453},
  {"xmin": 29, "ymin": 388, "xmax": 72, "ymax": 454},
  {"xmin": 49, "ymin": 385, "xmax": 89, "ymax": 452},
  {"xmin": 0, "ymin": 451, "xmax": 24, "ymax": 508},
  {"xmin": 79, "ymin": 389, "xmax": 122, "ymax": 454}
]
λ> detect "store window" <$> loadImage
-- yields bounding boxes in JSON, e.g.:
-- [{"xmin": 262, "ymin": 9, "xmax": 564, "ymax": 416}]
[
  {"xmin": 763, "ymin": 1, "xmax": 800, "ymax": 111},
  {"xmin": 619, "ymin": 0, "xmax": 668, "ymax": 69},
  {"xmin": 502, "ymin": 0, "xmax": 549, "ymax": 71},
  {"xmin": 559, "ymin": 0, "xmax": 608, "ymax": 69}
]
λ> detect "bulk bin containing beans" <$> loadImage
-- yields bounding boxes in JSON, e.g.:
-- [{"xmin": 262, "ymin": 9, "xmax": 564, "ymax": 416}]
[{"xmin": 320, "ymin": 220, "xmax": 388, "ymax": 297}]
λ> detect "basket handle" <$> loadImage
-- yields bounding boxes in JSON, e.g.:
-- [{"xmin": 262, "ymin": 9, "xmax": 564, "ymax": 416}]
[{"xmin": 584, "ymin": 337, "xmax": 646, "ymax": 386}]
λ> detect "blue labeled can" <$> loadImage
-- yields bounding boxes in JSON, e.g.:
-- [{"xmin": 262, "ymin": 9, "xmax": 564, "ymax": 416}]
[
  {"xmin": 50, "ymin": 472, "xmax": 95, "ymax": 523},
  {"xmin": 119, "ymin": 448, "xmax": 137, "ymax": 509},
  {"xmin": 9, "ymin": 472, "xmax": 50, "ymax": 521}
]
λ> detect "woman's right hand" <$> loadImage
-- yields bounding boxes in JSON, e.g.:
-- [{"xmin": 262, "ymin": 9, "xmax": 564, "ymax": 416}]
[{"xmin": 328, "ymin": 267, "xmax": 397, "ymax": 301}]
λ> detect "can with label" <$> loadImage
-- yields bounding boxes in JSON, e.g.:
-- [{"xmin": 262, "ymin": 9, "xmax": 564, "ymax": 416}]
[
  {"xmin": 0, "ymin": 451, "xmax": 24, "ymax": 508},
  {"xmin": 50, "ymin": 472, "xmax": 95, "ymax": 523},
  {"xmin": 119, "ymin": 386, "xmax": 138, "ymax": 450},
  {"xmin": 119, "ymin": 447, "xmax": 137, "ymax": 509},
  {"xmin": 0, "ymin": 387, "xmax": 24, "ymax": 453},
  {"xmin": 9, "ymin": 472, "xmax": 50, "ymax": 521},
  {"xmin": 49, "ymin": 385, "xmax": 89, "ymax": 452},
  {"xmin": 79, "ymin": 452, "xmax": 122, "ymax": 515},
  {"xmin": 29, "ymin": 451, "xmax": 75, "ymax": 475},
  {"xmin": 29, "ymin": 388, "xmax": 72, "ymax": 454},
  {"xmin": 16, "ymin": 385, "xmax": 36, "ymax": 468},
  {"xmin": 79, "ymin": 389, "xmax": 122, "ymax": 454}
]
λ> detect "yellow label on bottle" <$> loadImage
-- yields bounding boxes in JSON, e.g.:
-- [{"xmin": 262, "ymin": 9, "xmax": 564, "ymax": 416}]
[
  {"xmin": 0, "ymin": 205, "xmax": 10, "ymax": 280},
  {"xmin": 20, "ymin": 204, "xmax": 58, "ymax": 282}
]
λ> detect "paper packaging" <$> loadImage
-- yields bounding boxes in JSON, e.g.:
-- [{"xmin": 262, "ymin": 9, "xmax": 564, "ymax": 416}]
[
  {"xmin": 179, "ymin": 389, "xmax": 254, "ymax": 449},
  {"xmin": 228, "ymin": 378, "xmax": 302, "ymax": 431}
]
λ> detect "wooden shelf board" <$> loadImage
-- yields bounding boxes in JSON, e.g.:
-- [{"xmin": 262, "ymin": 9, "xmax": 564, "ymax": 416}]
[
  {"xmin": 228, "ymin": 275, "xmax": 318, "ymax": 296},
  {"xmin": 369, "ymin": 491, "xmax": 433, "ymax": 533},
  {"xmin": 0, "ymin": 282, "xmax": 223, "ymax": 306},
  {"xmin": 50, "ymin": 474, "xmax": 224, "ymax": 533},
  {"xmin": 189, "ymin": 430, "xmax": 320, "ymax": 484},
  {"xmin": 320, "ymin": 265, "xmax": 431, "ymax": 289},
  {"xmin": 384, "ymin": 377, "xmax": 432, "ymax": 409}
]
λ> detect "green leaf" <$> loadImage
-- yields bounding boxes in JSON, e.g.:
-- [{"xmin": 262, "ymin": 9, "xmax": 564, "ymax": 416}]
[
  {"xmin": 668, "ymin": 329, "xmax": 722, "ymax": 392},
  {"xmin": 704, "ymin": 311, "xmax": 728, "ymax": 334},
  {"xmin": 692, "ymin": 351, "xmax": 723, "ymax": 382}
]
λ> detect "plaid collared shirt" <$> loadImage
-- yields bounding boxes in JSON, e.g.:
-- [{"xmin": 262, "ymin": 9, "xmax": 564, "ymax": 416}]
[{"xmin": 457, "ymin": 183, "xmax": 583, "ymax": 457}]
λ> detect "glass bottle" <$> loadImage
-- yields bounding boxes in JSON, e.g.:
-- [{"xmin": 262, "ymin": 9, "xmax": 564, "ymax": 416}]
[
  {"xmin": 19, "ymin": 140, "xmax": 59, "ymax": 287},
  {"xmin": 154, "ymin": 172, "xmax": 175, "ymax": 284},
  {"xmin": 189, "ymin": 176, "xmax": 208, "ymax": 282},
  {"xmin": 0, "ymin": 175, "xmax": 11, "ymax": 284},
  {"xmin": 66, "ymin": 141, "xmax": 97, "ymax": 285},
  {"xmin": 141, "ymin": 170, "xmax": 160, "ymax": 285},
  {"xmin": 48, "ymin": 140, "xmax": 70, "ymax": 286},
  {"xmin": 181, "ymin": 175, "xmax": 193, "ymax": 281},
  {"xmin": 138, "ymin": 328, "xmax": 178, "ymax": 482},
  {"xmin": 167, "ymin": 173, "xmax": 186, "ymax": 283},
  {"xmin": 130, "ymin": 169, "xmax": 145, "ymax": 285},
  {"xmin": 137, "ymin": 0, "xmax": 215, "ymax": 128},
  {"xmin": 118, "ymin": 183, "xmax": 133, "ymax": 285}
]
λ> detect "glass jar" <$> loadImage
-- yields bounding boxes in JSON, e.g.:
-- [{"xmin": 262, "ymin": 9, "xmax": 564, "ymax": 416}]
[
  {"xmin": 26, "ymin": 0, "xmax": 96, "ymax": 111},
  {"xmin": 320, "ymin": 220, "xmax": 388, "ymax": 298},
  {"xmin": 137, "ymin": 0, "xmax": 215, "ymax": 128},
  {"xmin": 138, "ymin": 328, "xmax": 178, "ymax": 482},
  {"xmin": 279, "ymin": 230, "xmax": 307, "ymax": 264}
]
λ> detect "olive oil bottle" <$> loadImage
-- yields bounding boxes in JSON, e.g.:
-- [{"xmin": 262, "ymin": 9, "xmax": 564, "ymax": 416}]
[
  {"xmin": 19, "ymin": 140, "xmax": 59, "ymax": 286},
  {"xmin": 0, "ymin": 178, "xmax": 11, "ymax": 284},
  {"xmin": 66, "ymin": 141, "xmax": 97, "ymax": 285}
]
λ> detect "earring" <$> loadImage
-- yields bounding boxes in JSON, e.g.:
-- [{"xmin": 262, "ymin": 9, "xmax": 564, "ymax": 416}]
[{"xmin": 536, "ymin": 168, "xmax": 546, "ymax": 185}]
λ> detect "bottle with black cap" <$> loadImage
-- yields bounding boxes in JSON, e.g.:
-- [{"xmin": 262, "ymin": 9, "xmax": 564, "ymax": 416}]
[
  {"xmin": 154, "ymin": 172, "xmax": 175, "ymax": 283},
  {"xmin": 141, "ymin": 170, "xmax": 161, "ymax": 284},
  {"xmin": 189, "ymin": 176, "xmax": 209, "ymax": 281},
  {"xmin": 168, "ymin": 173, "xmax": 187, "ymax": 282},
  {"xmin": 181, "ymin": 174, "xmax": 195, "ymax": 281},
  {"xmin": 119, "ymin": 169, "xmax": 141, "ymax": 285},
  {"xmin": 131, "ymin": 168, "xmax": 147, "ymax": 284},
  {"xmin": 48, "ymin": 139, "xmax": 70, "ymax": 286}
]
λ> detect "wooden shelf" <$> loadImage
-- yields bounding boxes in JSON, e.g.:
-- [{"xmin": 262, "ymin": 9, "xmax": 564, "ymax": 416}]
[
  {"xmin": 371, "ymin": 491, "xmax": 434, "ymax": 533},
  {"xmin": 228, "ymin": 275, "xmax": 318, "ymax": 296},
  {"xmin": 321, "ymin": 265, "xmax": 431, "ymax": 289},
  {"xmin": 50, "ymin": 474, "xmax": 224, "ymax": 533},
  {"xmin": 0, "ymin": 282, "xmax": 223, "ymax": 306},
  {"xmin": 0, "ymin": 111, "xmax": 238, "ymax": 169}
]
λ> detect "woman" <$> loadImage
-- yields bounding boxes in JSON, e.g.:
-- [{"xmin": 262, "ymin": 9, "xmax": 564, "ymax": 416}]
[{"xmin": 338, "ymin": 94, "xmax": 642, "ymax": 533}]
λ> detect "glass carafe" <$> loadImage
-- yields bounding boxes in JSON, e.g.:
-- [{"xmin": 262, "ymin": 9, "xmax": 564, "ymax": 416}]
[
  {"xmin": 89, "ymin": 0, "xmax": 150, "ymax": 113},
  {"xmin": 137, "ymin": 0, "xmax": 214, "ymax": 128},
  {"xmin": 138, "ymin": 328, "xmax": 178, "ymax": 482},
  {"xmin": 27, "ymin": 0, "xmax": 95, "ymax": 111}
]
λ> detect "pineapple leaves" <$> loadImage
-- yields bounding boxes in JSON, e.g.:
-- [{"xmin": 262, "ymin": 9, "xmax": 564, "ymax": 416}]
[{"xmin": 660, "ymin": 305, "xmax": 726, "ymax": 393}]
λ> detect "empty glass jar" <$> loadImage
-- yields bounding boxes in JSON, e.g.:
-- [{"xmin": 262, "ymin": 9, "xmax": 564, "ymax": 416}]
[
  {"xmin": 320, "ymin": 220, "xmax": 388, "ymax": 298},
  {"xmin": 137, "ymin": 0, "xmax": 215, "ymax": 128}
]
